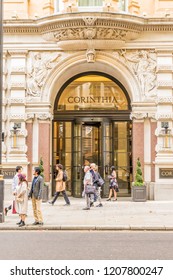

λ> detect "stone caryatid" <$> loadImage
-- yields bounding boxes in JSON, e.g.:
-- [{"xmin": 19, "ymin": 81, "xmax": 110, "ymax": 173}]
[{"xmin": 27, "ymin": 52, "xmax": 61, "ymax": 97}]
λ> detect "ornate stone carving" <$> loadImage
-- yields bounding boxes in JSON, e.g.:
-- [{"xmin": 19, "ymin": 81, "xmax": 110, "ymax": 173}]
[
  {"xmin": 8, "ymin": 98, "xmax": 25, "ymax": 105},
  {"xmin": 36, "ymin": 113, "xmax": 51, "ymax": 120},
  {"xmin": 157, "ymin": 96, "xmax": 173, "ymax": 104},
  {"xmin": 53, "ymin": 27, "xmax": 128, "ymax": 42},
  {"xmin": 148, "ymin": 113, "xmax": 156, "ymax": 120},
  {"xmin": 27, "ymin": 52, "xmax": 61, "ymax": 97},
  {"xmin": 130, "ymin": 112, "xmax": 147, "ymax": 120},
  {"xmin": 157, "ymin": 81, "xmax": 173, "ymax": 88},
  {"xmin": 10, "ymin": 114, "xmax": 25, "ymax": 120},
  {"xmin": 114, "ymin": 49, "xmax": 157, "ymax": 98},
  {"xmin": 86, "ymin": 49, "xmax": 96, "ymax": 63},
  {"xmin": 25, "ymin": 113, "xmax": 35, "ymax": 121},
  {"xmin": 156, "ymin": 113, "xmax": 173, "ymax": 120},
  {"xmin": 82, "ymin": 17, "xmax": 97, "ymax": 26},
  {"xmin": 10, "ymin": 82, "xmax": 26, "ymax": 89}
]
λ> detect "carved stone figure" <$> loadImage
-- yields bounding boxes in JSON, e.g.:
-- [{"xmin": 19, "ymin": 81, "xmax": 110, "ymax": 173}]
[
  {"xmin": 86, "ymin": 49, "xmax": 96, "ymax": 63},
  {"xmin": 118, "ymin": 49, "xmax": 157, "ymax": 98},
  {"xmin": 27, "ymin": 52, "xmax": 61, "ymax": 96}
]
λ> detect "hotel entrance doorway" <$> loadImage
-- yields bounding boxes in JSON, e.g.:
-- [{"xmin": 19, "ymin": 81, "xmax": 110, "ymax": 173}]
[{"xmin": 53, "ymin": 73, "xmax": 132, "ymax": 197}]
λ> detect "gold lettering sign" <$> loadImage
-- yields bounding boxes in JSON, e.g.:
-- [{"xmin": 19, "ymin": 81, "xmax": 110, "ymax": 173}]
[{"xmin": 159, "ymin": 168, "xmax": 173, "ymax": 179}]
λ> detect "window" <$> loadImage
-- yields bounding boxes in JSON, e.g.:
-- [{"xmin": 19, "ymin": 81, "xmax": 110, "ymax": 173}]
[
  {"xmin": 78, "ymin": 0, "xmax": 102, "ymax": 6},
  {"xmin": 118, "ymin": 0, "xmax": 128, "ymax": 12}
]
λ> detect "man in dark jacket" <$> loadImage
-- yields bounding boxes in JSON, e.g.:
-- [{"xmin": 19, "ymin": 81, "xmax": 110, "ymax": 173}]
[{"xmin": 28, "ymin": 167, "xmax": 44, "ymax": 225}]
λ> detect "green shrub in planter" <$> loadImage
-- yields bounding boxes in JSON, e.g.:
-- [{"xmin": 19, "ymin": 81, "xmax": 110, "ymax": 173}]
[
  {"xmin": 134, "ymin": 158, "xmax": 144, "ymax": 186},
  {"xmin": 132, "ymin": 158, "xmax": 146, "ymax": 201}
]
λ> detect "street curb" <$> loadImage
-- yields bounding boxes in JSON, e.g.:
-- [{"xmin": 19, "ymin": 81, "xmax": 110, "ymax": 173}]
[{"xmin": 0, "ymin": 225, "xmax": 172, "ymax": 231}]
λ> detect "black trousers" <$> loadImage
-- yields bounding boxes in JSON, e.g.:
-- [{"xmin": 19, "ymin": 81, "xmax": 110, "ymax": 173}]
[{"xmin": 52, "ymin": 190, "xmax": 70, "ymax": 205}]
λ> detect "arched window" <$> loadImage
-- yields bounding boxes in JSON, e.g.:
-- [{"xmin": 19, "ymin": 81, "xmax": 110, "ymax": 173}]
[{"xmin": 56, "ymin": 75, "xmax": 129, "ymax": 111}]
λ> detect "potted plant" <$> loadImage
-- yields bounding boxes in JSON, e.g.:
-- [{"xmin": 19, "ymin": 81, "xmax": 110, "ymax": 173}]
[{"xmin": 132, "ymin": 158, "xmax": 147, "ymax": 202}]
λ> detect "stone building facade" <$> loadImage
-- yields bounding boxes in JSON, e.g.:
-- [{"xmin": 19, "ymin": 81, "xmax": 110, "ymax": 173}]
[{"xmin": 2, "ymin": 0, "xmax": 173, "ymax": 200}]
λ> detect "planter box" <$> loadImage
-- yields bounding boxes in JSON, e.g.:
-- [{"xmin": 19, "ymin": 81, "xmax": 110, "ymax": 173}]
[{"xmin": 132, "ymin": 185, "xmax": 147, "ymax": 202}]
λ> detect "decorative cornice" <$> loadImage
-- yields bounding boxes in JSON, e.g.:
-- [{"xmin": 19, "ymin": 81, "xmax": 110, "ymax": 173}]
[
  {"xmin": 36, "ymin": 113, "xmax": 52, "ymax": 120},
  {"xmin": 4, "ymin": 13, "xmax": 173, "ymax": 42}
]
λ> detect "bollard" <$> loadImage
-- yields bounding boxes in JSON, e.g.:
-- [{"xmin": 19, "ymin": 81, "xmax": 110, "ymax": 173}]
[{"xmin": 0, "ymin": 179, "xmax": 4, "ymax": 223}]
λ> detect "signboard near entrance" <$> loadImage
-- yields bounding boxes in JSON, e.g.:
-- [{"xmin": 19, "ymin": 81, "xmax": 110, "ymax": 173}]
[
  {"xmin": 159, "ymin": 168, "xmax": 173, "ymax": 179},
  {"xmin": 2, "ymin": 169, "xmax": 16, "ymax": 179}
]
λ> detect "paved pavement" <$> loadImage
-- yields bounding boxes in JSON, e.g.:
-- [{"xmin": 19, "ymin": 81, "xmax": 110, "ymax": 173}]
[{"xmin": 1, "ymin": 196, "xmax": 173, "ymax": 230}]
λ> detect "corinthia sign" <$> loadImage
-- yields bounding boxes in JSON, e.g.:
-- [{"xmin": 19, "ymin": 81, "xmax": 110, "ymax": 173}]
[
  {"xmin": 159, "ymin": 168, "xmax": 173, "ymax": 179},
  {"xmin": 67, "ymin": 96, "xmax": 117, "ymax": 104}
]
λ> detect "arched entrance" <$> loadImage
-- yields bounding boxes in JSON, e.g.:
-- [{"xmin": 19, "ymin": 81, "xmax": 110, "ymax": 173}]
[{"xmin": 53, "ymin": 72, "xmax": 132, "ymax": 197}]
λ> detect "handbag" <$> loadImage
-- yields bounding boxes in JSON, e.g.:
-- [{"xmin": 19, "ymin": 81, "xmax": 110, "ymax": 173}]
[
  {"xmin": 85, "ymin": 184, "xmax": 96, "ymax": 194},
  {"xmin": 97, "ymin": 177, "xmax": 105, "ymax": 187}
]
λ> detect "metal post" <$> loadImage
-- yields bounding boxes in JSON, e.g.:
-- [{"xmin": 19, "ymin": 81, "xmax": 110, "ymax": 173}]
[{"xmin": 0, "ymin": 0, "xmax": 4, "ymax": 223}]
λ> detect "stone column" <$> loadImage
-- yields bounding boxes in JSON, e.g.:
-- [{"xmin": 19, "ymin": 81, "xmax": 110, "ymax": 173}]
[
  {"xmin": 25, "ymin": 114, "xmax": 35, "ymax": 181},
  {"xmin": 36, "ymin": 113, "xmax": 51, "ymax": 182}
]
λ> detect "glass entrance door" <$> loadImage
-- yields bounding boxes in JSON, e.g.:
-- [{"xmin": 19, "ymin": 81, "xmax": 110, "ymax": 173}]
[
  {"xmin": 73, "ymin": 122, "xmax": 101, "ymax": 197},
  {"xmin": 53, "ymin": 119, "xmax": 132, "ymax": 197}
]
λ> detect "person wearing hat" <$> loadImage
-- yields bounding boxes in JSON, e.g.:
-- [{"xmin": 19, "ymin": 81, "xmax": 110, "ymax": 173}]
[
  {"xmin": 28, "ymin": 167, "xmax": 44, "ymax": 225},
  {"xmin": 106, "ymin": 166, "xmax": 119, "ymax": 201}
]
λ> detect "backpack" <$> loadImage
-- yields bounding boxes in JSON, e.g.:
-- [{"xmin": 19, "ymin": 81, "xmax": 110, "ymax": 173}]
[{"xmin": 62, "ymin": 170, "xmax": 68, "ymax": 182}]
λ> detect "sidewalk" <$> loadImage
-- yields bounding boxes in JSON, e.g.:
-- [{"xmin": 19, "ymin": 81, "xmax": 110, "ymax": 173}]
[{"xmin": 1, "ymin": 197, "xmax": 173, "ymax": 230}]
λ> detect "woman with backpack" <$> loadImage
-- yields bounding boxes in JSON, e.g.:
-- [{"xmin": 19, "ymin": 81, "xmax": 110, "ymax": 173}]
[{"xmin": 49, "ymin": 164, "xmax": 70, "ymax": 206}]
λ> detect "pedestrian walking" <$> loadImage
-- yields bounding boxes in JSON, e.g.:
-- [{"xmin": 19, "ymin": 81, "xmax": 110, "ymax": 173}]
[
  {"xmin": 16, "ymin": 173, "xmax": 28, "ymax": 227},
  {"xmin": 107, "ymin": 166, "xmax": 119, "ymax": 201},
  {"xmin": 49, "ymin": 164, "xmax": 70, "ymax": 206},
  {"xmin": 83, "ymin": 165, "xmax": 95, "ymax": 210},
  {"xmin": 90, "ymin": 163, "xmax": 103, "ymax": 207},
  {"xmin": 28, "ymin": 167, "xmax": 44, "ymax": 225},
  {"xmin": 5, "ymin": 165, "xmax": 23, "ymax": 215}
]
